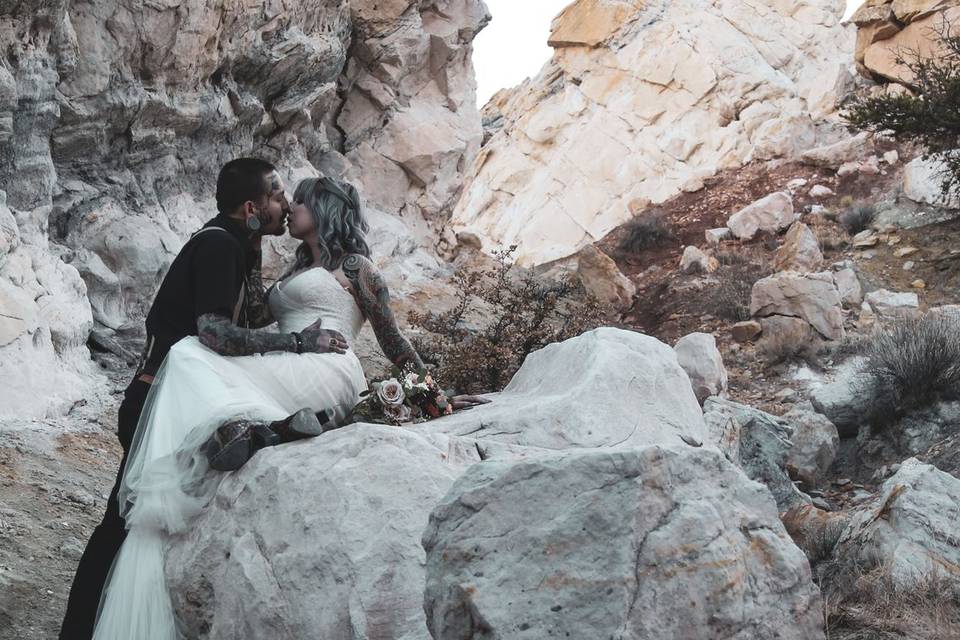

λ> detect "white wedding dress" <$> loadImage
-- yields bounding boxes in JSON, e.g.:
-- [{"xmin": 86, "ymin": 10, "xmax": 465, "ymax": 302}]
[{"xmin": 92, "ymin": 267, "xmax": 368, "ymax": 640}]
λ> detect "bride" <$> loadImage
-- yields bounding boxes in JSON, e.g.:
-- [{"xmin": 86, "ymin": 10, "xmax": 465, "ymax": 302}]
[{"xmin": 91, "ymin": 176, "xmax": 478, "ymax": 640}]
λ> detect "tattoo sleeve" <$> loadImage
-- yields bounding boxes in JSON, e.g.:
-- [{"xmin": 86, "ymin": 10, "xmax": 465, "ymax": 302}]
[
  {"xmin": 245, "ymin": 250, "xmax": 275, "ymax": 329},
  {"xmin": 197, "ymin": 312, "xmax": 297, "ymax": 356},
  {"xmin": 341, "ymin": 254, "xmax": 425, "ymax": 370}
]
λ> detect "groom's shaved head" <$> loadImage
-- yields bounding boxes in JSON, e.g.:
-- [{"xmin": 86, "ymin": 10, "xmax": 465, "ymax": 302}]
[{"xmin": 216, "ymin": 158, "xmax": 277, "ymax": 215}]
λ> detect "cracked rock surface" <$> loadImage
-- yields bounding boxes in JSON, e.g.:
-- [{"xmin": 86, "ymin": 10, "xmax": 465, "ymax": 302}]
[{"xmin": 423, "ymin": 445, "xmax": 825, "ymax": 640}]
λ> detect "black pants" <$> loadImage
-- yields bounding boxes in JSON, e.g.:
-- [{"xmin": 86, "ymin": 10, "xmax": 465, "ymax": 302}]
[{"xmin": 58, "ymin": 379, "xmax": 151, "ymax": 640}]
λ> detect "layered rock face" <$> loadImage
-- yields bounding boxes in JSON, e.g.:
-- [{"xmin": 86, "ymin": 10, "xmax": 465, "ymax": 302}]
[
  {"xmin": 0, "ymin": 0, "xmax": 488, "ymax": 418},
  {"xmin": 450, "ymin": 0, "xmax": 856, "ymax": 266},
  {"xmin": 852, "ymin": 0, "xmax": 960, "ymax": 86}
]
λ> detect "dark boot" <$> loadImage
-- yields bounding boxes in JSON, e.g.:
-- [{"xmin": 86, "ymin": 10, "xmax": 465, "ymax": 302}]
[{"xmin": 204, "ymin": 408, "xmax": 333, "ymax": 471}]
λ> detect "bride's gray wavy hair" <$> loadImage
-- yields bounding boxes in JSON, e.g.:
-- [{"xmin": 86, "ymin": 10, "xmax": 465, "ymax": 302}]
[{"xmin": 292, "ymin": 176, "xmax": 371, "ymax": 271}]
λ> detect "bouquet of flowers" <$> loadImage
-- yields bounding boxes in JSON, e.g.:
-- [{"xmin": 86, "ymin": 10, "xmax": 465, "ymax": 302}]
[{"xmin": 348, "ymin": 364, "xmax": 454, "ymax": 426}]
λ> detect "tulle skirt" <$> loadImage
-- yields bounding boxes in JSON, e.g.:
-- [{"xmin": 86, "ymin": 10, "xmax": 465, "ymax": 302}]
[{"xmin": 92, "ymin": 337, "xmax": 367, "ymax": 640}]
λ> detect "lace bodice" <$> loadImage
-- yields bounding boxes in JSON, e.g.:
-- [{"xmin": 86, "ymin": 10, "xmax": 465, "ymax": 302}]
[{"xmin": 268, "ymin": 267, "xmax": 366, "ymax": 342}]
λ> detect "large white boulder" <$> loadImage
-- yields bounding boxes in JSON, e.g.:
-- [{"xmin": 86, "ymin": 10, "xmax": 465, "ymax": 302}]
[
  {"xmin": 835, "ymin": 458, "xmax": 960, "ymax": 593},
  {"xmin": 674, "ymin": 332, "xmax": 728, "ymax": 404},
  {"xmin": 163, "ymin": 328, "xmax": 723, "ymax": 638},
  {"xmin": 703, "ymin": 397, "xmax": 811, "ymax": 511},
  {"xmin": 423, "ymin": 446, "xmax": 826, "ymax": 640},
  {"xmin": 751, "ymin": 271, "xmax": 845, "ymax": 341},
  {"xmin": 417, "ymin": 328, "xmax": 707, "ymax": 453},
  {"xmin": 864, "ymin": 288, "xmax": 920, "ymax": 321},
  {"xmin": 727, "ymin": 192, "xmax": 797, "ymax": 241},
  {"xmin": 809, "ymin": 357, "xmax": 874, "ymax": 438},
  {"xmin": 902, "ymin": 156, "xmax": 960, "ymax": 209},
  {"xmin": 784, "ymin": 408, "xmax": 839, "ymax": 487},
  {"xmin": 799, "ymin": 131, "xmax": 875, "ymax": 169},
  {"xmin": 166, "ymin": 426, "xmax": 480, "ymax": 640}
]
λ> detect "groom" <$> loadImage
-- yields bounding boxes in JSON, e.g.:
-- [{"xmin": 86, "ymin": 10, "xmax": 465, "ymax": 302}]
[{"xmin": 59, "ymin": 158, "xmax": 347, "ymax": 640}]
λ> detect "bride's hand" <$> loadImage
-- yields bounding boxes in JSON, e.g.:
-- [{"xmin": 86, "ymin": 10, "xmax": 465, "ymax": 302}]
[
  {"xmin": 299, "ymin": 321, "xmax": 349, "ymax": 354},
  {"xmin": 449, "ymin": 394, "xmax": 491, "ymax": 411}
]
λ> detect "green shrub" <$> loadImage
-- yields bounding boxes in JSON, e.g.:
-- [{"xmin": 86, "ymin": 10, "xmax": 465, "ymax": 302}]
[{"xmin": 843, "ymin": 18, "xmax": 960, "ymax": 204}]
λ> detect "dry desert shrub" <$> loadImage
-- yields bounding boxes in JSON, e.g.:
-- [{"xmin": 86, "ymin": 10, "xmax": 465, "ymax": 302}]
[
  {"xmin": 618, "ymin": 212, "xmax": 675, "ymax": 254},
  {"xmin": 700, "ymin": 248, "xmax": 771, "ymax": 322},
  {"xmin": 839, "ymin": 204, "xmax": 877, "ymax": 235},
  {"xmin": 408, "ymin": 248, "xmax": 610, "ymax": 395},
  {"xmin": 857, "ymin": 313, "xmax": 960, "ymax": 427},
  {"xmin": 820, "ymin": 564, "xmax": 960, "ymax": 640}
]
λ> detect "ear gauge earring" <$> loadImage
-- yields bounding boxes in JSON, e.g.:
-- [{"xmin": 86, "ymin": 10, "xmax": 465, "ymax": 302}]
[{"xmin": 246, "ymin": 215, "xmax": 261, "ymax": 232}]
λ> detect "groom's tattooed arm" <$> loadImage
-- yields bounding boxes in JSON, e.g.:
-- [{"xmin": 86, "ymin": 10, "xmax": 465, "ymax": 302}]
[
  {"xmin": 197, "ymin": 314, "xmax": 348, "ymax": 356},
  {"xmin": 340, "ymin": 254, "xmax": 425, "ymax": 370},
  {"xmin": 197, "ymin": 313, "xmax": 296, "ymax": 356},
  {"xmin": 245, "ymin": 250, "xmax": 275, "ymax": 328}
]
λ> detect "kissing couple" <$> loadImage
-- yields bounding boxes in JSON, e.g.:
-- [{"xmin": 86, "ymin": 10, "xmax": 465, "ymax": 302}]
[{"xmin": 59, "ymin": 158, "xmax": 487, "ymax": 640}]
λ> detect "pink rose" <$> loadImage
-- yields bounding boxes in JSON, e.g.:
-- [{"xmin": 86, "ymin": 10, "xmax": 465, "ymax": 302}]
[{"xmin": 384, "ymin": 403, "xmax": 412, "ymax": 423}]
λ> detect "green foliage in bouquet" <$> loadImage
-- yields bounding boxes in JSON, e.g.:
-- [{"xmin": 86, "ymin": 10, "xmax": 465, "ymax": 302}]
[
  {"xmin": 408, "ymin": 247, "xmax": 610, "ymax": 395},
  {"xmin": 348, "ymin": 364, "xmax": 453, "ymax": 426}
]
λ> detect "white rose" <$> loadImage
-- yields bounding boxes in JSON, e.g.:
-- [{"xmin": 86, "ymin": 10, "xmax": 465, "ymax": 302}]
[{"xmin": 376, "ymin": 378, "xmax": 405, "ymax": 406}]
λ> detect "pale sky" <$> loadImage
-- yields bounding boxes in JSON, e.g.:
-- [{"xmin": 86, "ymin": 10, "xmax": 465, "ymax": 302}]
[{"xmin": 473, "ymin": 0, "xmax": 867, "ymax": 108}]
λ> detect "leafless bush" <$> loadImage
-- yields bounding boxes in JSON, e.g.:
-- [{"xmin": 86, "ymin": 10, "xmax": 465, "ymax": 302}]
[
  {"xmin": 618, "ymin": 212, "xmax": 675, "ymax": 253},
  {"xmin": 700, "ymin": 251, "xmax": 771, "ymax": 322},
  {"xmin": 820, "ymin": 562, "xmax": 960, "ymax": 640},
  {"xmin": 859, "ymin": 313, "xmax": 960, "ymax": 426},
  {"xmin": 839, "ymin": 205, "xmax": 876, "ymax": 235},
  {"xmin": 409, "ymin": 248, "xmax": 610, "ymax": 395}
]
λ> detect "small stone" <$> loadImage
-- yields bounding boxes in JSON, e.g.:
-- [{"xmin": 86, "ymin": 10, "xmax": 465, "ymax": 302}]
[
  {"xmin": 775, "ymin": 388, "xmax": 797, "ymax": 403},
  {"xmin": 858, "ymin": 156, "xmax": 881, "ymax": 175},
  {"xmin": 883, "ymin": 150, "xmax": 899, "ymax": 165},
  {"xmin": 903, "ymin": 261, "xmax": 915, "ymax": 271},
  {"xmin": 731, "ymin": 320, "xmax": 762, "ymax": 343},
  {"xmin": 809, "ymin": 185, "xmax": 834, "ymax": 198},
  {"xmin": 852, "ymin": 231, "xmax": 878, "ymax": 248},
  {"xmin": 837, "ymin": 161, "xmax": 859, "ymax": 177},
  {"xmin": 679, "ymin": 246, "xmax": 717, "ymax": 274},
  {"xmin": 911, "ymin": 279, "xmax": 926, "ymax": 289},
  {"xmin": 887, "ymin": 235, "xmax": 901, "ymax": 246},
  {"xmin": 812, "ymin": 497, "xmax": 831, "ymax": 511},
  {"xmin": 809, "ymin": 204, "xmax": 826, "ymax": 215},
  {"xmin": 894, "ymin": 246, "xmax": 918, "ymax": 258},
  {"xmin": 705, "ymin": 228, "xmax": 731, "ymax": 246},
  {"xmin": 786, "ymin": 178, "xmax": 809, "ymax": 191},
  {"xmin": 834, "ymin": 478, "xmax": 852, "ymax": 486}
]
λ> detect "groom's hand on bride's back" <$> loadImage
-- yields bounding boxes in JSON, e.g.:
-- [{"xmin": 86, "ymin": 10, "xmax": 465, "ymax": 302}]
[{"xmin": 299, "ymin": 320, "xmax": 349, "ymax": 355}]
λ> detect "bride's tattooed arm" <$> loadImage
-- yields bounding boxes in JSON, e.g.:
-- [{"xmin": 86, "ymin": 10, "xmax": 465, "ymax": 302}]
[
  {"xmin": 197, "ymin": 314, "xmax": 347, "ymax": 356},
  {"xmin": 339, "ymin": 254, "xmax": 425, "ymax": 370}
]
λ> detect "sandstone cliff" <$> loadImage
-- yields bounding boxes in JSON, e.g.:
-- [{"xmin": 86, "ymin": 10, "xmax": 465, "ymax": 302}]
[
  {"xmin": 0, "ymin": 0, "xmax": 488, "ymax": 418},
  {"xmin": 450, "ymin": 0, "xmax": 857, "ymax": 266}
]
